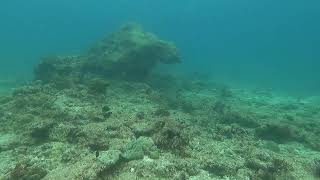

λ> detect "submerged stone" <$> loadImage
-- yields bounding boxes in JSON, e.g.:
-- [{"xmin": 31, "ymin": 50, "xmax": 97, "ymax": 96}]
[
  {"xmin": 97, "ymin": 150, "xmax": 121, "ymax": 169},
  {"xmin": 34, "ymin": 23, "xmax": 180, "ymax": 83},
  {"xmin": 121, "ymin": 137, "xmax": 159, "ymax": 161},
  {"xmin": 8, "ymin": 163, "xmax": 47, "ymax": 180},
  {"xmin": 87, "ymin": 78, "xmax": 110, "ymax": 94},
  {"xmin": 153, "ymin": 120, "xmax": 189, "ymax": 153},
  {"xmin": 86, "ymin": 23, "xmax": 180, "ymax": 80},
  {"xmin": 255, "ymin": 123, "xmax": 300, "ymax": 143}
]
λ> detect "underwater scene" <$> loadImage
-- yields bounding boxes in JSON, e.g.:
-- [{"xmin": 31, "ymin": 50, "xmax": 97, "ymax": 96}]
[{"xmin": 1, "ymin": 1, "xmax": 320, "ymax": 179}]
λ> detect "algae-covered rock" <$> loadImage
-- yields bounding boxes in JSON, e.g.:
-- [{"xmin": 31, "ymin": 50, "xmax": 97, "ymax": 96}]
[
  {"xmin": 131, "ymin": 121, "xmax": 164, "ymax": 137},
  {"xmin": 97, "ymin": 150, "xmax": 121, "ymax": 169},
  {"xmin": 153, "ymin": 120, "xmax": 189, "ymax": 153},
  {"xmin": 34, "ymin": 23, "xmax": 180, "ymax": 83},
  {"xmin": 5, "ymin": 163, "xmax": 47, "ymax": 180},
  {"xmin": 87, "ymin": 78, "xmax": 110, "ymax": 94},
  {"xmin": 86, "ymin": 23, "xmax": 180, "ymax": 80},
  {"xmin": 255, "ymin": 123, "xmax": 301, "ymax": 143},
  {"xmin": 121, "ymin": 137, "xmax": 159, "ymax": 161},
  {"xmin": 34, "ymin": 55, "xmax": 83, "ymax": 86}
]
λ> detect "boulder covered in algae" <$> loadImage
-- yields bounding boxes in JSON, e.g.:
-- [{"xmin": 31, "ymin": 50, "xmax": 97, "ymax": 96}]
[
  {"xmin": 85, "ymin": 23, "xmax": 180, "ymax": 79},
  {"xmin": 35, "ymin": 23, "xmax": 180, "ymax": 84}
]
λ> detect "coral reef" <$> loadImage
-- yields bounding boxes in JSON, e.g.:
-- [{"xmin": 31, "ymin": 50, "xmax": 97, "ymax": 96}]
[
  {"xmin": 121, "ymin": 137, "xmax": 159, "ymax": 161},
  {"xmin": 86, "ymin": 23, "xmax": 180, "ymax": 80},
  {"xmin": 153, "ymin": 120, "xmax": 189, "ymax": 154},
  {"xmin": 97, "ymin": 150, "xmax": 121, "ymax": 170},
  {"xmin": 34, "ymin": 23, "xmax": 180, "ymax": 84},
  {"xmin": 1, "ymin": 23, "xmax": 320, "ymax": 179},
  {"xmin": 6, "ymin": 163, "xmax": 47, "ymax": 180}
]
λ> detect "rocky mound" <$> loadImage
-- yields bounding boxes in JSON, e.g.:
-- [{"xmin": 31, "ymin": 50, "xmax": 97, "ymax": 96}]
[{"xmin": 34, "ymin": 23, "xmax": 180, "ymax": 85}]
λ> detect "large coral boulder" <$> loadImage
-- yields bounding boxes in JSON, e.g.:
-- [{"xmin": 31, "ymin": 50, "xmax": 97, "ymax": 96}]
[{"xmin": 35, "ymin": 23, "xmax": 180, "ymax": 83}]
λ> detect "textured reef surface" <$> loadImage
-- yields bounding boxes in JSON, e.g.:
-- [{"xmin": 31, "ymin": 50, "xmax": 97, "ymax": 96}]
[
  {"xmin": 1, "ymin": 24, "xmax": 320, "ymax": 180},
  {"xmin": 34, "ymin": 23, "xmax": 180, "ymax": 84}
]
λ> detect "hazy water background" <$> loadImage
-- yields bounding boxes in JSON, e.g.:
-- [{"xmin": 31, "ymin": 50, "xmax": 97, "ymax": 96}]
[{"xmin": 0, "ymin": 0, "xmax": 319, "ymax": 95}]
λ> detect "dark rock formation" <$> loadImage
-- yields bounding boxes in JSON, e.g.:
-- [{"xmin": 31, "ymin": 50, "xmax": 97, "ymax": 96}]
[{"xmin": 34, "ymin": 23, "xmax": 180, "ymax": 84}]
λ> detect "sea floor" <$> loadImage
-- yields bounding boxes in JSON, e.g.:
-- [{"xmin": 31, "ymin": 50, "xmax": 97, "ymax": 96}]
[
  {"xmin": 0, "ymin": 75, "xmax": 320, "ymax": 179},
  {"xmin": 0, "ymin": 78, "xmax": 25, "ymax": 96},
  {"xmin": 0, "ymin": 86, "xmax": 12, "ymax": 96}
]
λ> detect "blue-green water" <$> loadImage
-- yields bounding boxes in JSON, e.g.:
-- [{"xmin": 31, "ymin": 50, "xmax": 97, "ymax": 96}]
[
  {"xmin": 1, "ymin": 2, "xmax": 320, "ymax": 179},
  {"xmin": 1, "ymin": 0, "xmax": 319, "ymax": 94}
]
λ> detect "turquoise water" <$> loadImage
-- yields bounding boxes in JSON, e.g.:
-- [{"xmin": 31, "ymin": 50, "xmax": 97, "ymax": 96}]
[
  {"xmin": 0, "ymin": 0, "xmax": 319, "ymax": 94},
  {"xmin": 1, "ymin": 2, "xmax": 320, "ymax": 179}
]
